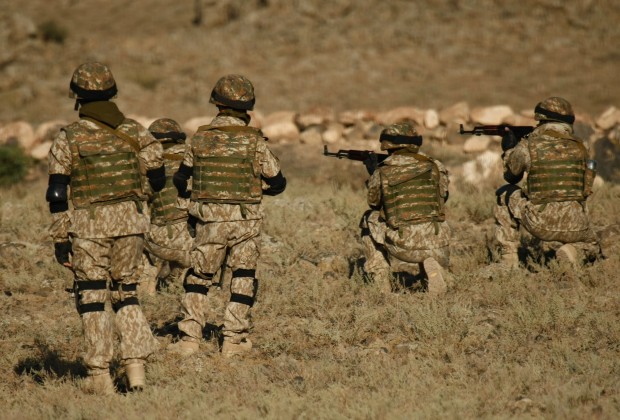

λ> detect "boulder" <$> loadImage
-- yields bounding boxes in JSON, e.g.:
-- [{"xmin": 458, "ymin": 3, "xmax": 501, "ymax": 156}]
[
  {"xmin": 322, "ymin": 122, "xmax": 344, "ymax": 144},
  {"xmin": 183, "ymin": 116, "xmax": 214, "ymax": 136},
  {"xmin": 439, "ymin": 102, "xmax": 470, "ymax": 125},
  {"xmin": 262, "ymin": 112, "xmax": 299, "ymax": 141},
  {"xmin": 295, "ymin": 107, "xmax": 334, "ymax": 130},
  {"xmin": 364, "ymin": 122, "xmax": 385, "ymax": 140},
  {"xmin": 299, "ymin": 126, "xmax": 323, "ymax": 146},
  {"xmin": 463, "ymin": 135, "xmax": 492, "ymax": 153},
  {"xmin": 338, "ymin": 110, "xmax": 375, "ymax": 126},
  {"xmin": 462, "ymin": 150, "xmax": 503, "ymax": 186},
  {"xmin": 34, "ymin": 120, "xmax": 66, "ymax": 144},
  {"xmin": 263, "ymin": 110, "xmax": 297, "ymax": 127},
  {"xmin": 424, "ymin": 109, "xmax": 440, "ymax": 129},
  {"xmin": 595, "ymin": 106, "xmax": 620, "ymax": 130},
  {"xmin": 0, "ymin": 121, "xmax": 35, "ymax": 150},
  {"xmin": 376, "ymin": 106, "xmax": 425, "ymax": 126},
  {"xmin": 30, "ymin": 141, "xmax": 52, "ymax": 160},
  {"xmin": 248, "ymin": 110, "xmax": 264, "ymax": 129},
  {"xmin": 502, "ymin": 114, "xmax": 536, "ymax": 126},
  {"xmin": 471, "ymin": 105, "xmax": 514, "ymax": 125}
]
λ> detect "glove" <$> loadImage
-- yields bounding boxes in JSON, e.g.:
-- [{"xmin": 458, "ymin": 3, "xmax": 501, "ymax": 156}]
[
  {"xmin": 501, "ymin": 130, "xmax": 518, "ymax": 152},
  {"xmin": 54, "ymin": 241, "xmax": 72, "ymax": 266},
  {"xmin": 363, "ymin": 154, "xmax": 379, "ymax": 175}
]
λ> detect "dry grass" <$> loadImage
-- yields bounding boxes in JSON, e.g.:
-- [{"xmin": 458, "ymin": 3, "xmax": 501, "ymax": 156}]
[{"xmin": 1, "ymin": 147, "xmax": 619, "ymax": 418}]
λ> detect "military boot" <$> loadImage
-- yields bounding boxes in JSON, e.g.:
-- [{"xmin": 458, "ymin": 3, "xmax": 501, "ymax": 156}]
[
  {"xmin": 83, "ymin": 371, "xmax": 115, "ymax": 395},
  {"xmin": 126, "ymin": 363, "xmax": 145, "ymax": 391},
  {"xmin": 423, "ymin": 257, "xmax": 447, "ymax": 296},
  {"xmin": 556, "ymin": 244, "xmax": 578, "ymax": 266},
  {"xmin": 167, "ymin": 337, "xmax": 199, "ymax": 356},
  {"xmin": 221, "ymin": 338, "xmax": 252, "ymax": 358}
]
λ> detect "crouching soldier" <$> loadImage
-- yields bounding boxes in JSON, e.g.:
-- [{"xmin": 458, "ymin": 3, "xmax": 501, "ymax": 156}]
[{"xmin": 361, "ymin": 122, "xmax": 451, "ymax": 295}]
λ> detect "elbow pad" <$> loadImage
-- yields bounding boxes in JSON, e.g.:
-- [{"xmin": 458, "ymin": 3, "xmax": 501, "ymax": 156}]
[
  {"xmin": 173, "ymin": 163, "xmax": 193, "ymax": 197},
  {"xmin": 262, "ymin": 171, "xmax": 286, "ymax": 196},
  {"xmin": 147, "ymin": 165, "xmax": 166, "ymax": 192},
  {"xmin": 46, "ymin": 174, "xmax": 70, "ymax": 213}
]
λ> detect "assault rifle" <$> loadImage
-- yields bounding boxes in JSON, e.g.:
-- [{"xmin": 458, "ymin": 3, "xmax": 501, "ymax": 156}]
[
  {"xmin": 323, "ymin": 146, "xmax": 388, "ymax": 175},
  {"xmin": 459, "ymin": 124, "xmax": 534, "ymax": 151}
]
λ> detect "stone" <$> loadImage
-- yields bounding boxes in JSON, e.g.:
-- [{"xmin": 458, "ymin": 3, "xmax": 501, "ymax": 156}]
[
  {"xmin": 299, "ymin": 126, "xmax": 323, "ymax": 146},
  {"xmin": 262, "ymin": 121, "xmax": 300, "ymax": 142},
  {"xmin": 295, "ymin": 107, "xmax": 334, "ymax": 130},
  {"xmin": 439, "ymin": 101, "xmax": 470, "ymax": 125},
  {"xmin": 502, "ymin": 114, "xmax": 536, "ymax": 126},
  {"xmin": 462, "ymin": 150, "xmax": 502, "ymax": 186},
  {"xmin": 263, "ymin": 110, "xmax": 297, "ymax": 127},
  {"xmin": 364, "ymin": 122, "xmax": 384, "ymax": 140},
  {"xmin": 343, "ymin": 120, "xmax": 372, "ymax": 142},
  {"xmin": 338, "ymin": 110, "xmax": 375, "ymax": 126},
  {"xmin": 183, "ymin": 116, "xmax": 215, "ymax": 136},
  {"xmin": 30, "ymin": 141, "xmax": 52, "ymax": 160},
  {"xmin": 322, "ymin": 122, "xmax": 344, "ymax": 144},
  {"xmin": 0, "ymin": 121, "xmax": 35, "ymax": 150},
  {"xmin": 376, "ymin": 106, "xmax": 425, "ymax": 126},
  {"xmin": 463, "ymin": 135, "xmax": 492, "ymax": 153},
  {"xmin": 595, "ymin": 106, "xmax": 620, "ymax": 130},
  {"xmin": 248, "ymin": 110, "xmax": 264, "ymax": 129},
  {"xmin": 471, "ymin": 105, "xmax": 514, "ymax": 125},
  {"xmin": 424, "ymin": 109, "xmax": 440, "ymax": 129},
  {"xmin": 34, "ymin": 120, "xmax": 66, "ymax": 144}
]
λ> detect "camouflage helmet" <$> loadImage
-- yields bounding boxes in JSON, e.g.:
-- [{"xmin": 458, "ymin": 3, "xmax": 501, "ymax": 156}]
[
  {"xmin": 148, "ymin": 118, "xmax": 186, "ymax": 143},
  {"xmin": 69, "ymin": 62, "xmax": 117, "ymax": 100},
  {"xmin": 534, "ymin": 97, "xmax": 575, "ymax": 124},
  {"xmin": 379, "ymin": 122, "xmax": 423, "ymax": 150},
  {"xmin": 209, "ymin": 74, "xmax": 255, "ymax": 110}
]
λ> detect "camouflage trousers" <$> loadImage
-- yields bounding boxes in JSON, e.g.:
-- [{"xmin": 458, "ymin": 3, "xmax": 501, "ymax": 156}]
[
  {"xmin": 494, "ymin": 184, "xmax": 599, "ymax": 258},
  {"xmin": 360, "ymin": 210, "xmax": 450, "ymax": 288},
  {"xmin": 178, "ymin": 219, "xmax": 261, "ymax": 344},
  {"xmin": 71, "ymin": 235, "xmax": 159, "ymax": 374}
]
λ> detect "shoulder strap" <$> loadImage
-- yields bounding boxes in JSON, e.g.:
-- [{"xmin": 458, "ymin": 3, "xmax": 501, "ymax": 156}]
[{"xmin": 83, "ymin": 117, "xmax": 141, "ymax": 153}]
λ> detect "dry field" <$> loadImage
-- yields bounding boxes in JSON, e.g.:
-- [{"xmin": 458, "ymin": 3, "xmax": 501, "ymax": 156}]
[{"xmin": 0, "ymin": 143, "xmax": 619, "ymax": 419}]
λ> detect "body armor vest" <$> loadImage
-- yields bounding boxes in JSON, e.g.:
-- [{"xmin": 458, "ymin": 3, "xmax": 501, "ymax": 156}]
[
  {"xmin": 380, "ymin": 153, "xmax": 444, "ymax": 228},
  {"xmin": 191, "ymin": 125, "xmax": 263, "ymax": 204},
  {"xmin": 65, "ymin": 120, "xmax": 143, "ymax": 209},
  {"xmin": 150, "ymin": 147, "xmax": 187, "ymax": 226},
  {"xmin": 526, "ymin": 131, "xmax": 587, "ymax": 204}
]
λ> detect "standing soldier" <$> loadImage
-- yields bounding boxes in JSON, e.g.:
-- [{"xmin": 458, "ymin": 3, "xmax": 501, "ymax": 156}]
[
  {"xmin": 46, "ymin": 62, "xmax": 165, "ymax": 394},
  {"xmin": 493, "ymin": 97, "xmax": 599, "ymax": 268},
  {"xmin": 361, "ymin": 122, "xmax": 450, "ymax": 295},
  {"xmin": 169, "ymin": 74, "xmax": 286, "ymax": 357},
  {"xmin": 141, "ymin": 118, "xmax": 193, "ymax": 293}
]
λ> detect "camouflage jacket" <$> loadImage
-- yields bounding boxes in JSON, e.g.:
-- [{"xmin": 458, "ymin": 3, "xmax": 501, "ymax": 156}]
[
  {"xmin": 183, "ymin": 114, "xmax": 282, "ymax": 222},
  {"xmin": 48, "ymin": 117, "xmax": 163, "ymax": 240}
]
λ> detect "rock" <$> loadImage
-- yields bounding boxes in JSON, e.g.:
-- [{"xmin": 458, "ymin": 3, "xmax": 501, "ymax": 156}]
[
  {"xmin": 183, "ymin": 116, "xmax": 215, "ymax": 136},
  {"xmin": 462, "ymin": 150, "xmax": 503, "ymax": 186},
  {"xmin": 595, "ymin": 106, "xmax": 620, "ymax": 130},
  {"xmin": 519, "ymin": 109, "xmax": 535, "ymax": 118},
  {"xmin": 295, "ymin": 107, "xmax": 334, "ymax": 130},
  {"xmin": 424, "ymin": 109, "xmax": 440, "ymax": 129},
  {"xmin": 263, "ymin": 110, "xmax": 297, "ymax": 127},
  {"xmin": 463, "ymin": 135, "xmax": 492, "ymax": 153},
  {"xmin": 299, "ymin": 126, "xmax": 323, "ymax": 146},
  {"xmin": 338, "ymin": 110, "xmax": 375, "ymax": 126},
  {"xmin": 0, "ymin": 121, "xmax": 35, "ymax": 150},
  {"xmin": 593, "ymin": 175, "xmax": 605, "ymax": 191},
  {"xmin": 262, "ymin": 111, "xmax": 300, "ymax": 141},
  {"xmin": 393, "ymin": 342, "xmax": 418, "ymax": 354},
  {"xmin": 317, "ymin": 255, "xmax": 348, "ymax": 275},
  {"xmin": 439, "ymin": 102, "xmax": 470, "ymax": 125},
  {"xmin": 322, "ymin": 122, "xmax": 344, "ymax": 144},
  {"xmin": 471, "ymin": 105, "xmax": 514, "ymax": 125},
  {"xmin": 502, "ymin": 114, "xmax": 536, "ymax": 126},
  {"xmin": 248, "ymin": 110, "xmax": 264, "ymax": 129},
  {"xmin": 343, "ymin": 120, "xmax": 373, "ymax": 142},
  {"xmin": 34, "ymin": 120, "xmax": 66, "ymax": 144},
  {"xmin": 376, "ymin": 106, "xmax": 425, "ymax": 126},
  {"xmin": 4, "ymin": 13, "xmax": 37, "ymax": 43},
  {"xmin": 364, "ymin": 122, "xmax": 385, "ymax": 140},
  {"xmin": 598, "ymin": 223, "xmax": 620, "ymax": 259},
  {"xmin": 30, "ymin": 141, "xmax": 52, "ymax": 160}
]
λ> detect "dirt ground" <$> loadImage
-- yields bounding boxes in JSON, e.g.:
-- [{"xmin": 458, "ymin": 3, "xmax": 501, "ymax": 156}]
[{"xmin": 1, "ymin": 0, "xmax": 620, "ymax": 123}]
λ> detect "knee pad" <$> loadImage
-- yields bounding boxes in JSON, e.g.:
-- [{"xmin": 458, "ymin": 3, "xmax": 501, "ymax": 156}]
[
  {"xmin": 109, "ymin": 282, "xmax": 139, "ymax": 313},
  {"xmin": 183, "ymin": 268, "xmax": 213, "ymax": 295},
  {"xmin": 230, "ymin": 269, "xmax": 258, "ymax": 307},
  {"xmin": 74, "ymin": 280, "xmax": 107, "ymax": 315}
]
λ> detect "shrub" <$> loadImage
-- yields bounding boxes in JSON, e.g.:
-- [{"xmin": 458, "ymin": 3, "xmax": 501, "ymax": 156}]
[
  {"xmin": 0, "ymin": 145, "xmax": 30, "ymax": 187},
  {"xmin": 38, "ymin": 20, "xmax": 68, "ymax": 44}
]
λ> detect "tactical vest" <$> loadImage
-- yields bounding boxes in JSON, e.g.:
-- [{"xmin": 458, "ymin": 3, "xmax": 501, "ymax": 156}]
[
  {"xmin": 191, "ymin": 125, "xmax": 263, "ymax": 204},
  {"xmin": 150, "ymin": 148, "xmax": 188, "ymax": 226},
  {"xmin": 65, "ymin": 120, "xmax": 143, "ymax": 209},
  {"xmin": 526, "ymin": 130, "xmax": 587, "ymax": 204},
  {"xmin": 380, "ymin": 153, "xmax": 444, "ymax": 228}
]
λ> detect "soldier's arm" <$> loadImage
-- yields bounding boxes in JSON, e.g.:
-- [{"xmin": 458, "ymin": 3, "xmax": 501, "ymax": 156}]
[
  {"xmin": 173, "ymin": 137, "xmax": 194, "ymax": 198},
  {"xmin": 367, "ymin": 171, "xmax": 382, "ymax": 209},
  {"xmin": 134, "ymin": 123, "xmax": 166, "ymax": 192},
  {"xmin": 434, "ymin": 159, "xmax": 450, "ymax": 202},
  {"xmin": 46, "ymin": 130, "xmax": 72, "ymax": 265},
  {"xmin": 259, "ymin": 141, "xmax": 286, "ymax": 196},
  {"xmin": 503, "ymin": 139, "xmax": 529, "ymax": 184}
]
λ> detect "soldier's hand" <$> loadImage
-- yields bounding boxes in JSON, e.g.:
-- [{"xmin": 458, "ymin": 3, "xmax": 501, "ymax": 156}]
[
  {"xmin": 54, "ymin": 241, "xmax": 72, "ymax": 267},
  {"xmin": 363, "ymin": 154, "xmax": 378, "ymax": 175},
  {"xmin": 501, "ymin": 129, "xmax": 518, "ymax": 152}
]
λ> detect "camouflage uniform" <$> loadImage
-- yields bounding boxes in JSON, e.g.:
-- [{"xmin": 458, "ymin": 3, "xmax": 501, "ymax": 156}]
[
  {"xmin": 361, "ymin": 123, "xmax": 450, "ymax": 294},
  {"xmin": 171, "ymin": 75, "xmax": 286, "ymax": 355},
  {"xmin": 47, "ymin": 63, "xmax": 164, "ymax": 392},
  {"xmin": 141, "ymin": 119, "xmax": 192, "ymax": 292},
  {"xmin": 494, "ymin": 97, "xmax": 599, "ymax": 263}
]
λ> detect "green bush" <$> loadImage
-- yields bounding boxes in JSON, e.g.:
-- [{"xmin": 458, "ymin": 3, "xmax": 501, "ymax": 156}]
[
  {"xmin": 0, "ymin": 145, "xmax": 30, "ymax": 187},
  {"xmin": 38, "ymin": 20, "xmax": 68, "ymax": 44}
]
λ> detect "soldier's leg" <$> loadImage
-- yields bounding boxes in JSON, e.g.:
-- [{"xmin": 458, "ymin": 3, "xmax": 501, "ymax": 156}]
[
  {"xmin": 71, "ymin": 237, "xmax": 115, "ymax": 394},
  {"xmin": 138, "ymin": 251, "xmax": 161, "ymax": 296},
  {"xmin": 221, "ymin": 220, "xmax": 261, "ymax": 356},
  {"xmin": 360, "ymin": 210, "xmax": 391, "ymax": 292},
  {"xmin": 109, "ymin": 234, "xmax": 158, "ymax": 390},
  {"xmin": 176, "ymin": 221, "xmax": 227, "ymax": 346},
  {"xmin": 494, "ymin": 184, "xmax": 524, "ymax": 266}
]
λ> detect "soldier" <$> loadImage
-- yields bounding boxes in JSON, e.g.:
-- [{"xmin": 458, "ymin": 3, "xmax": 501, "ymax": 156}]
[
  {"xmin": 46, "ymin": 62, "xmax": 165, "ymax": 394},
  {"xmin": 361, "ymin": 122, "xmax": 450, "ymax": 295},
  {"xmin": 140, "ymin": 118, "xmax": 193, "ymax": 294},
  {"xmin": 493, "ymin": 97, "xmax": 599, "ymax": 268},
  {"xmin": 169, "ymin": 74, "xmax": 286, "ymax": 357}
]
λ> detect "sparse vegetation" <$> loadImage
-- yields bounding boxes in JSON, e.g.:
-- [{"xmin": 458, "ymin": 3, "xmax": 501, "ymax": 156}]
[
  {"xmin": 38, "ymin": 20, "xmax": 68, "ymax": 44},
  {"xmin": 0, "ymin": 145, "xmax": 30, "ymax": 187}
]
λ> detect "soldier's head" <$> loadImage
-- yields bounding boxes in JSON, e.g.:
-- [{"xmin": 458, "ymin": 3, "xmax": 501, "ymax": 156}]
[
  {"xmin": 534, "ymin": 97, "xmax": 575, "ymax": 125},
  {"xmin": 148, "ymin": 118, "xmax": 186, "ymax": 144},
  {"xmin": 209, "ymin": 74, "xmax": 255, "ymax": 111},
  {"xmin": 69, "ymin": 62, "xmax": 117, "ymax": 107},
  {"xmin": 379, "ymin": 122, "xmax": 423, "ymax": 152}
]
